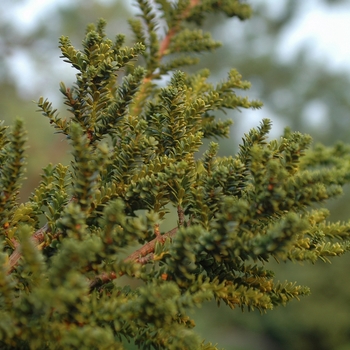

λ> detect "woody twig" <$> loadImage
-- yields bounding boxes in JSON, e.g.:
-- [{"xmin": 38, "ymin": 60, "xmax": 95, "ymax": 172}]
[
  {"xmin": 88, "ymin": 223, "xmax": 183, "ymax": 290},
  {"xmin": 132, "ymin": 0, "xmax": 200, "ymax": 116}
]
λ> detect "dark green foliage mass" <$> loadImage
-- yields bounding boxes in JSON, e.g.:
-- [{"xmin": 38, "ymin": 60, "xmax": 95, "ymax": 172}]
[{"xmin": 1, "ymin": 1, "xmax": 350, "ymax": 349}]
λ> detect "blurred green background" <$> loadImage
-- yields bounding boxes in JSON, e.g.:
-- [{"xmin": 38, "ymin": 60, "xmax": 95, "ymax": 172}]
[{"xmin": 2, "ymin": 0, "xmax": 350, "ymax": 349}]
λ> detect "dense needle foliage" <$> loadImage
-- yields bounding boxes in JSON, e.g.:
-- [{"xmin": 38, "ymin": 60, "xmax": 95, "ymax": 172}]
[{"xmin": 1, "ymin": 1, "xmax": 350, "ymax": 349}]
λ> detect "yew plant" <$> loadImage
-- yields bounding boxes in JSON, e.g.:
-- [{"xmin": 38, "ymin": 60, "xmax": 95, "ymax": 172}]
[{"xmin": 1, "ymin": 1, "xmax": 350, "ymax": 349}]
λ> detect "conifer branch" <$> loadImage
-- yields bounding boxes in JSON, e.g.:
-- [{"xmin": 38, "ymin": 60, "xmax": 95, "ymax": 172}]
[
  {"xmin": 131, "ymin": 0, "xmax": 201, "ymax": 115},
  {"xmin": 158, "ymin": 0, "xmax": 200, "ymax": 57},
  {"xmin": 89, "ymin": 223, "xmax": 182, "ymax": 290},
  {"xmin": 125, "ymin": 223, "xmax": 180, "ymax": 262}
]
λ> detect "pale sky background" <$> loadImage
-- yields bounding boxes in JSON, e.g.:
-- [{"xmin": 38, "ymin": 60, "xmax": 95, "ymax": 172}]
[
  {"xmin": 277, "ymin": 1, "xmax": 350, "ymax": 72},
  {"xmin": 3, "ymin": 0, "xmax": 350, "ymax": 138},
  {"xmin": 5, "ymin": 0, "xmax": 350, "ymax": 84}
]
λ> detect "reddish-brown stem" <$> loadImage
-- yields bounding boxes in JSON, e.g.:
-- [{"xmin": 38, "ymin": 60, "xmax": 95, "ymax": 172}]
[
  {"xmin": 158, "ymin": 27, "xmax": 176, "ymax": 57},
  {"xmin": 132, "ymin": 0, "xmax": 201, "ymax": 115},
  {"xmin": 89, "ymin": 223, "xmax": 184, "ymax": 290},
  {"xmin": 158, "ymin": 0, "xmax": 200, "ymax": 61},
  {"xmin": 8, "ymin": 223, "xmax": 51, "ymax": 273},
  {"xmin": 124, "ymin": 226, "xmax": 176, "ymax": 263}
]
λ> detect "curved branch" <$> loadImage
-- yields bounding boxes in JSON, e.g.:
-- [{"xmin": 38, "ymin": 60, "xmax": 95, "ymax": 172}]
[{"xmin": 89, "ymin": 224, "xmax": 182, "ymax": 290}]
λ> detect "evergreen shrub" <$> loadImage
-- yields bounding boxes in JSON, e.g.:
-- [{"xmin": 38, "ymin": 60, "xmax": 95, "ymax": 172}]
[{"xmin": 1, "ymin": 1, "xmax": 350, "ymax": 349}]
